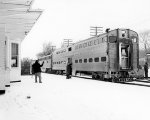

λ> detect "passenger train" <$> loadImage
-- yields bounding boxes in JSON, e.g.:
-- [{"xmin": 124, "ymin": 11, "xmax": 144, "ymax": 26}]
[{"xmin": 33, "ymin": 28, "xmax": 142, "ymax": 82}]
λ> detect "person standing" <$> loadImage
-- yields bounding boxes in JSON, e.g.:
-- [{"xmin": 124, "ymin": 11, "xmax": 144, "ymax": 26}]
[
  {"xmin": 144, "ymin": 62, "xmax": 148, "ymax": 78},
  {"xmin": 32, "ymin": 60, "xmax": 44, "ymax": 83},
  {"xmin": 66, "ymin": 62, "xmax": 72, "ymax": 79}
]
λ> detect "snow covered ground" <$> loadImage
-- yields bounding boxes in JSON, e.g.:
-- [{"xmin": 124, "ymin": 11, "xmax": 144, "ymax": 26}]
[{"xmin": 1, "ymin": 73, "xmax": 150, "ymax": 120}]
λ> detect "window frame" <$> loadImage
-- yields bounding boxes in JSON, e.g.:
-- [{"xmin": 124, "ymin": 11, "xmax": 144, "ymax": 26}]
[
  {"xmin": 84, "ymin": 59, "xmax": 87, "ymax": 63},
  {"xmin": 11, "ymin": 43, "xmax": 19, "ymax": 68},
  {"xmin": 79, "ymin": 59, "xmax": 82, "ymax": 63},
  {"xmin": 101, "ymin": 57, "xmax": 106, "ymax": 62},
  {"xmin": 94, "ymin": 57, "xmax": 99, "ymax": 62},
  {"xmin": 89, "ymin": 58, "xmax": 93, "ymax": 63}
]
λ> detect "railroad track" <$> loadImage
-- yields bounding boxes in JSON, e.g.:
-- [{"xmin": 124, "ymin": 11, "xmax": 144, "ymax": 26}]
[
  {"xmin": 122, "ymin": 80, "xmax": 150, "ymax": 87},
  {"xmin": 74, "ymin": 75, "xmax": 150, "ymax": 87}
]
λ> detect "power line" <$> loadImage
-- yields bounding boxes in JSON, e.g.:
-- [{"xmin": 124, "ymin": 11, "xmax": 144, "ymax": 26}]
[
  {"xmin": 90, "ymin": 26, "xmax": 103, "ymax": 37},
  {"xmin": 62, "ymin": 39, "xmax": 73, "ymax": 47},
  {"xmin": 51, "ymin": 45, "xmax": 56, "ymax": 52}
]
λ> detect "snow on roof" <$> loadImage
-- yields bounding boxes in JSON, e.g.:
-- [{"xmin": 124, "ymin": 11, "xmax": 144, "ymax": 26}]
[{"xmin": 0, "ymin": 0, "xmax": 43, "ymax": 40}]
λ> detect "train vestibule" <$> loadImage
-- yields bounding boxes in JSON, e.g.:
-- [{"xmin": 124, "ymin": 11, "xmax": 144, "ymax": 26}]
[{"xmin": 119, "ymin": 43, "xmax": 131, "ymax": 70}]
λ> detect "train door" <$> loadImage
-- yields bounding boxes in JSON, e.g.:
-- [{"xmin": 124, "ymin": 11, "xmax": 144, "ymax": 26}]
[{"xmin": 119, "ymin": 43, "xmax": 131, "ymax": 69}]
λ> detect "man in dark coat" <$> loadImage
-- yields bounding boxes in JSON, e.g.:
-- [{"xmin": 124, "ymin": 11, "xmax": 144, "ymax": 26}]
[
  {"xmin": 32, "ymin": 60, "xmax": 44, "ymax": 83},
  {"xmin": 66, "ymin": 62, "xmax": 72, "ymax": 79},
  {"xmin": 144, "ymin": 62, "xmax": 148, "ymax": 78}
]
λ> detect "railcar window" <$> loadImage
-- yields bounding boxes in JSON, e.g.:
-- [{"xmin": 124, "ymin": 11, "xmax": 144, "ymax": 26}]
[
  {"xmin": 75, "ymin": 60, "xmax": 78, "ymax": 63},
  {"xmin": 109, "ymin": 36, "xmax": 117, "ymax": 43},
  {"xmin": 84, "ymin": 59, "xmax": 87, "ymax": 63},
  {"xmin": 101, "ymin": 57, "xmax": 106, "ymax": 62},
  {"xmin": 103, "ymin": 37, "xmax": 107, "ymax": 42},
  {"xmin": 79, "ymin": 59, "xmax": 82, "ymax": 63},
  {"xmin": 94, "ymin": 57, "xmax": 99, "ymax": 62},
  {"xmin": 102, "ymin": 38, "xmax": 104, "ymax": 42},
  {"xmin": 89, "ymin": 58, "xmax": 93, "ymax": 62},
  {"xmin": 132, "ymin": 38, "xmax": 137, "ymax": 42}
]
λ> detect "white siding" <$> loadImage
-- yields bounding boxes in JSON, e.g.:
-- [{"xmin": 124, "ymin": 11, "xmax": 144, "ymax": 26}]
[{"xmin": 0, "ymin": 26, "xmax": 6, "ymax": 90}]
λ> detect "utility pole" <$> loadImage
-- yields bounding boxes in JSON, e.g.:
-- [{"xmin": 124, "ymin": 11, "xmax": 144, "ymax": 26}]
[
  {"xmin": 51, "ymin": 45, "xmax": 56, "ymax": 52},
  {"xmin": 90, "ymin": 26, "xmax": 103, "ymax": 37},
  {"xmin": 63, "ymin": 39, "xmax": 73, "ymax": 47}
]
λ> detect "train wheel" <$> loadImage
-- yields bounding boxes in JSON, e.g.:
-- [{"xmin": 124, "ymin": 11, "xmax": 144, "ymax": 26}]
[
  {"xmin": 56, "ymin": 71, "xmax": 59, "ymax": 75},
  {"xmin": 99, "ymin": 74, "xmax": 104, "ymax": 81},
  {"xmin": 92, "ymin": 73, "xmax": 96, "ymax": 79},
  {"xmin": 92, "ymin": 74, "xmax": 95, "ymax": 79},
  {"xmin": 60, "ymin": 71, "xmax": 63, "ymax": 75}
]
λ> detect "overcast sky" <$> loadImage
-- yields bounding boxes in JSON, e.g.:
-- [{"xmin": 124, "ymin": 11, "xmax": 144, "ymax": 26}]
[{"xmin": 21, "ymin": 0, "xmax": 150, "ymax": 59}]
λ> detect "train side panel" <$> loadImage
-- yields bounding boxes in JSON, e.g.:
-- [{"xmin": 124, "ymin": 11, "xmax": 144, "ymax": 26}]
[
  {"xmin": 108, "ymin": 30, "xmax": 118, "ymax": 72},
  {"xmin": 38, "ymin": 55, "xmax": 52, "ymax": 72},
  {"xmin": 129, "ymin": 30, "xmax": 139, "ymax": 71},
  {"xmin": 52, "ymin": 48, "xmax": 68, "ymax": 72},
  {"xmin": 72, "ymin": 35, "xmax": 108, "ymax": 74}
]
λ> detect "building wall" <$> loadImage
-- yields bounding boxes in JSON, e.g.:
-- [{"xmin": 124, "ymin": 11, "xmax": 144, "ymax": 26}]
[
  {"xmin": 5, "ymin": 36, "xmax": 11, "ymax": 86},
  {"xmin": 0, "ymin": 26, "xmax": 6, "ymax": 92}
]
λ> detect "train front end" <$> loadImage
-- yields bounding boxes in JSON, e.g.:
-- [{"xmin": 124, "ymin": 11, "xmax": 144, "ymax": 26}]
[
  {"xmin": 116, "ymin": 29, "xmax": 139, "ymax": 81},
  {"xmin": 107, "ymin": 29, "xmax": 139, "ymax": 82}
]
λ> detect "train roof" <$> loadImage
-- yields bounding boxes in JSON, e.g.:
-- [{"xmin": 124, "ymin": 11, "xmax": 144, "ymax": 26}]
[
  {"xmin": 74, "ymin": 28, "xmax": 138, "ymax": 45},
  {"xmin": 38, "ymin": 54, "xmax": 52, "ymax": 59}
]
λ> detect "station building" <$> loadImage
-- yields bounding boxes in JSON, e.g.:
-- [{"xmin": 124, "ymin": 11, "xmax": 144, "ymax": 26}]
[{"xmin": 0, "ymin": 0, "xmax": 42, "ymax": 94}]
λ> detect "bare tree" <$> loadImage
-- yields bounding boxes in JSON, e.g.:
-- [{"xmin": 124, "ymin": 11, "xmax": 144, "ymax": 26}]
[
  {"xmin": 139, "ymin": 30, "xmax": 150, "ymax": 61},
  {"xmin": 21, "ymin": 58, "xmax": 32, "ymax": 75},
  {"xmin": 36, "ymin": 42, "xmax": 56, "ymax": 58}
]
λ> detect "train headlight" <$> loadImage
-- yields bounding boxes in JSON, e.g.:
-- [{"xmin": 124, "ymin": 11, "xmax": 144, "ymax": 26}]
[{"xmin": 121, "ymin": 30, "xmax": 126, "ymax": 37}]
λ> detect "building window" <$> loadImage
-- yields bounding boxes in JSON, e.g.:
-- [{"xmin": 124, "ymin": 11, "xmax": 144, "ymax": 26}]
[
  {"xmin": 94, "ymin": 57, "xmax": 99, "ymax": 62},
  {"xmin": 89, "ymin": 58, "xmax": 93, "ymax": 63},
  {"xmin": 84, "ymin": 59, "xmax": 87, "ymax": 63},
  {"xmin": 11, "ymin": 43, "xmax": 19, "ymax": 67}
]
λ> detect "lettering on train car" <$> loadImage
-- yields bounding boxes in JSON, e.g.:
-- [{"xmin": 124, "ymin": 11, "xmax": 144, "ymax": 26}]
[{"xmin": 75, "ymin": 37, "xmax": 106, "ymax": 50}]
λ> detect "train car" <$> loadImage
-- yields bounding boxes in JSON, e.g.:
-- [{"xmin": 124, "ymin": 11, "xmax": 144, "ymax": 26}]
[
  {"xmin": 31, "ymin": 28, "xmax": 140, "ymax": 82},
  {"xmin": 52, "ymin": 46, "xmax": 73, "ymax": 74},
  {"xmin": 38, "ymin": 54, "xmax": 52, "ymax": 72},
  {"xmin": 71, "ymin": 28, "xmax": 139, "ymax": 82}
]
